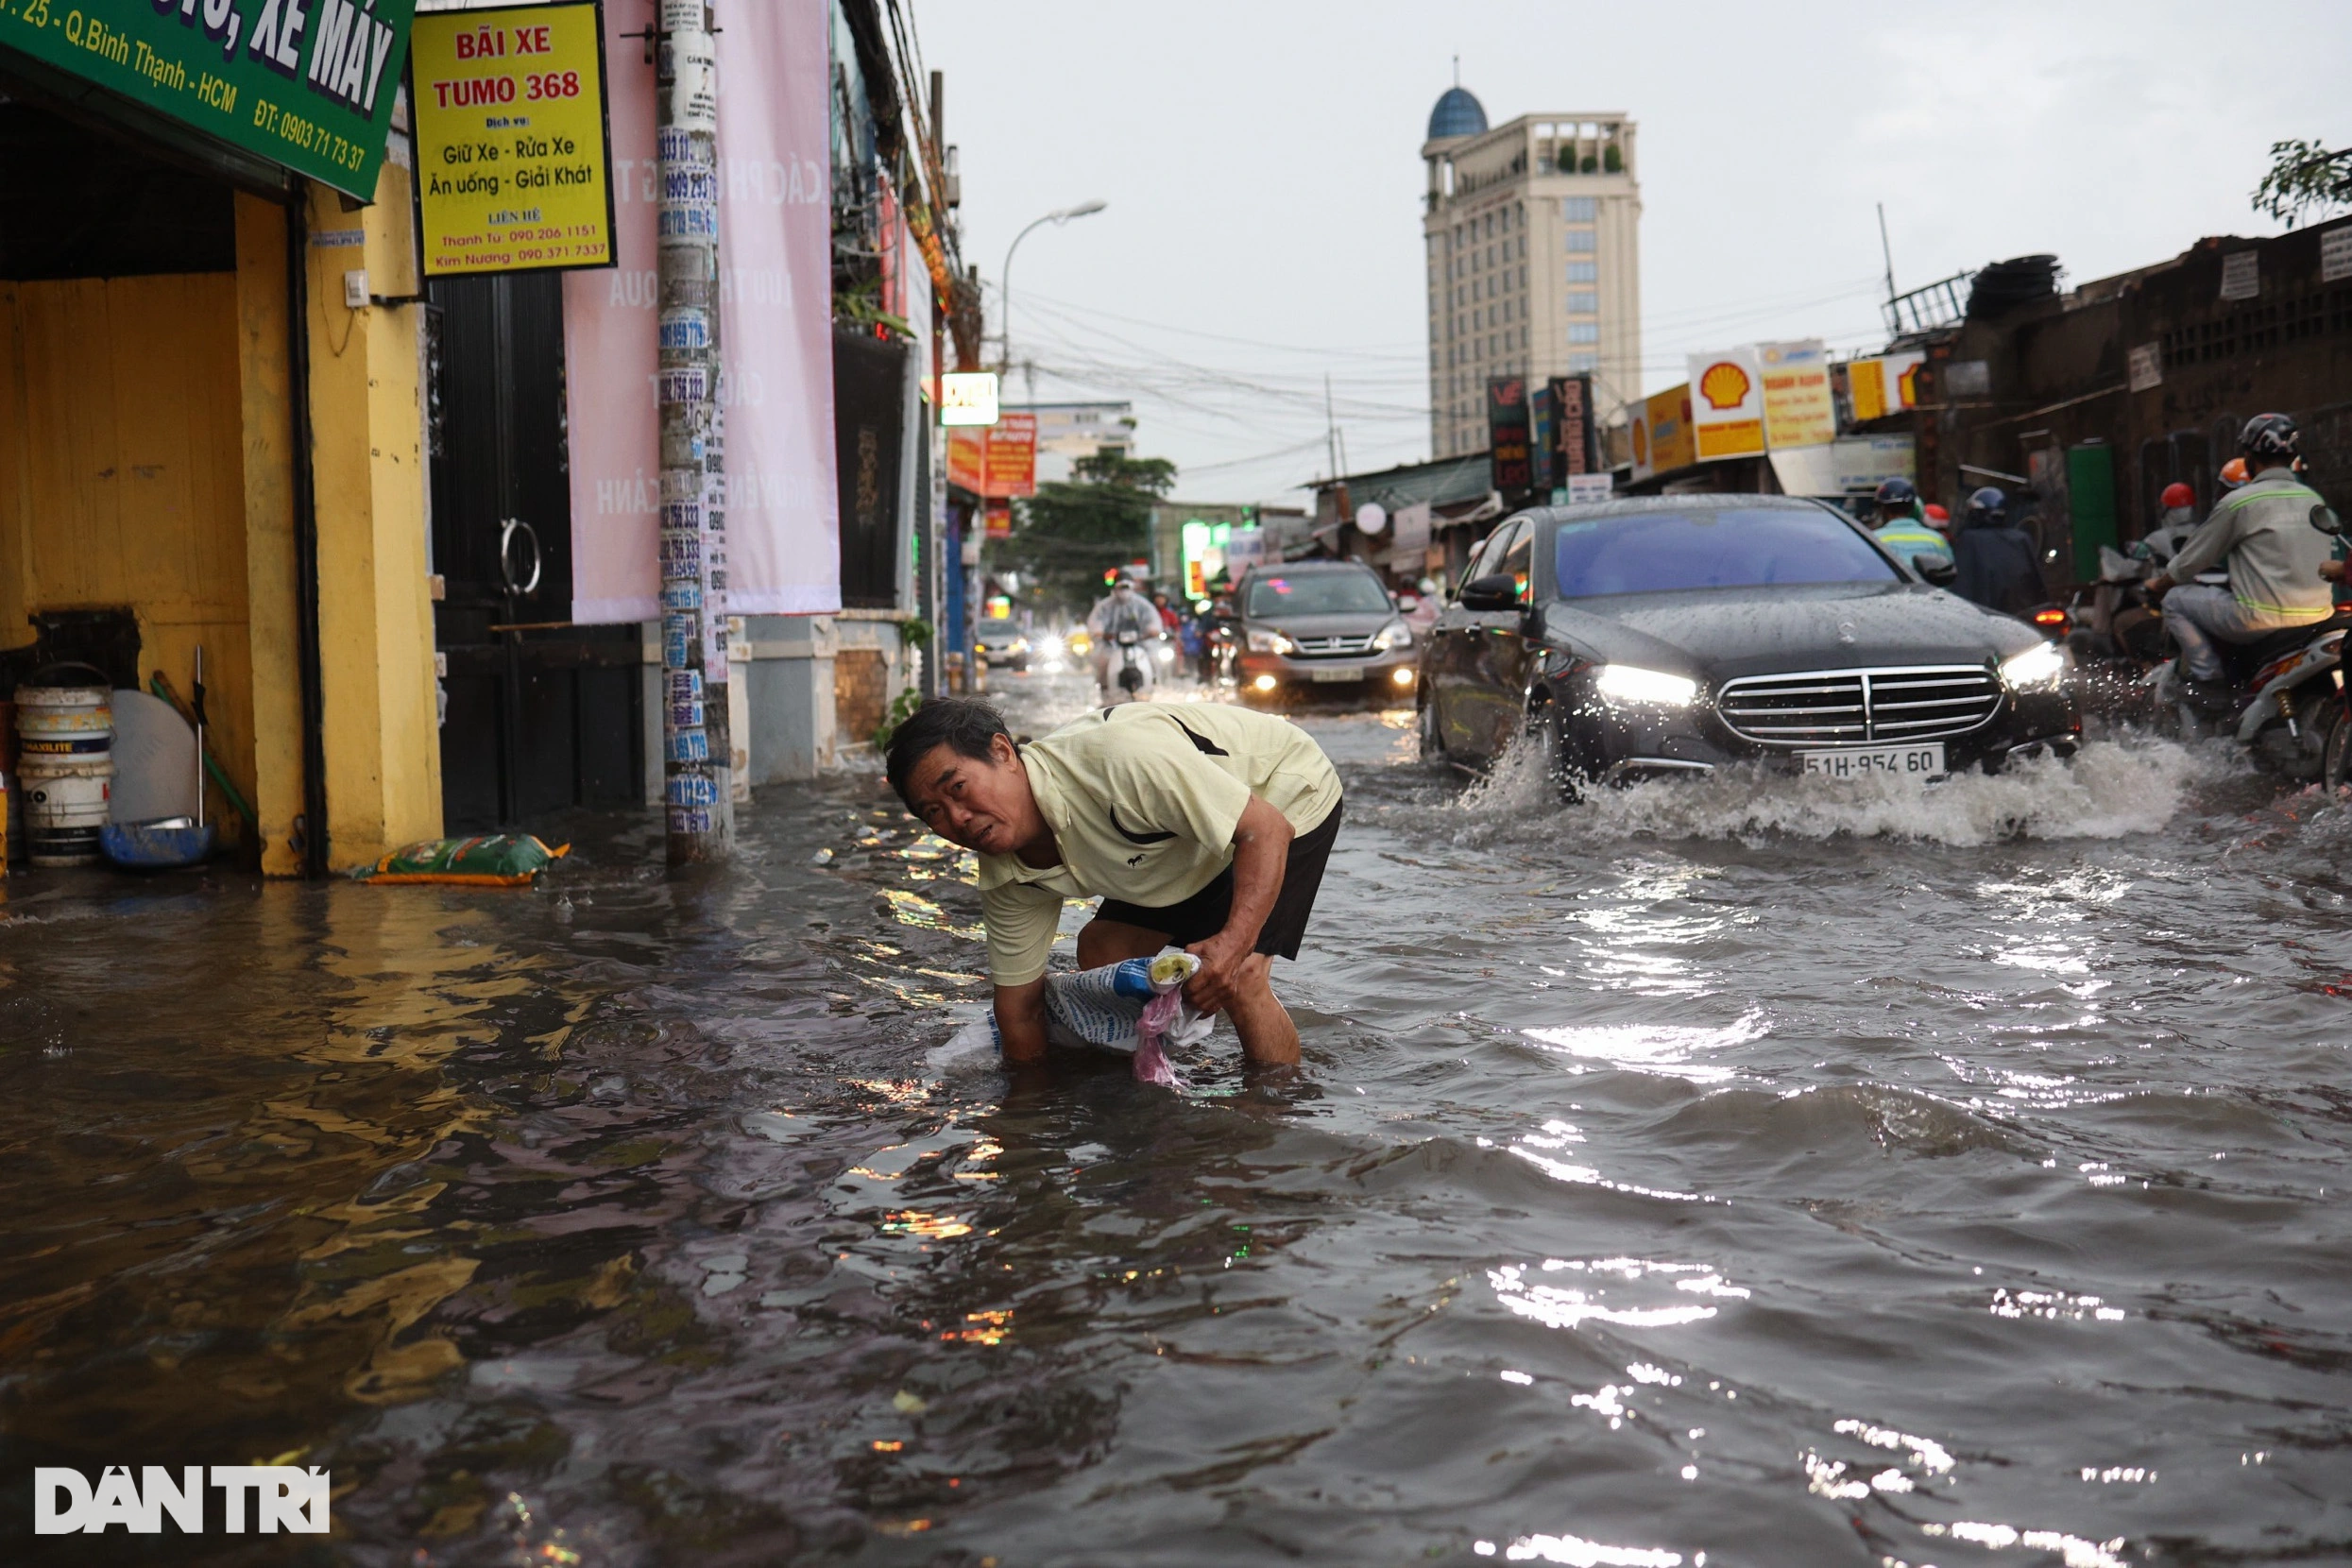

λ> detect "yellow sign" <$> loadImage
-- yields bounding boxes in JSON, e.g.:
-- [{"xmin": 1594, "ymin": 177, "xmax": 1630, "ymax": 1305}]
[
  {"xmin": 1757, "ymin": 339, "xmax": 1836, "ymax": 450},
  {"xmin": 413, "ymin": 2, "xmax": 615, "ymax": 278},
  {"xmin": 1847, "ymin": 350, "xmax": 1925, "ymax": 422},
  {"xmin": 1686, "ymin": 348, "xmax": 1765, "ymax": 461}
]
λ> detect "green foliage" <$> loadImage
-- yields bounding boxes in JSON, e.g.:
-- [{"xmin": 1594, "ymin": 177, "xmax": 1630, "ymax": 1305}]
[
  {"xmin": 1603, "ymin": 145, "xmax": 1623, "ymax": 174},
  {"xmin": 2252, "ymin": 139, "xmax": 2352, "ymax": 228},
  {"xmin": 998, "ymin": 451, "xmax": 1179, "ymax": 611},
  {"xmin": 873, "ymin": 686, "xmax": 924, "ymax": 751},
  {"xmin": 896, "ymin": 616, "xmax": 933, "ymax": 649}
]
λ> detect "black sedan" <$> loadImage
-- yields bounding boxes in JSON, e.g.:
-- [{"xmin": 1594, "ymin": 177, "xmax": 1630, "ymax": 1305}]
[{"xmin": 1416, "ymin": 495, "xmax": 2079, "ymax": 790}]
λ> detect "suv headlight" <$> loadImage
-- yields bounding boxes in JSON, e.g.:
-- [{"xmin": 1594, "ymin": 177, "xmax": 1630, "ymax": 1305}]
[
  {"xmin": 1373, "ymin": 620, "xmax": 1412, "ymax": 651},
  {"xmin": 1246, "ymin": 628, "xmax": 1295, "ymax": 655},
  {"xmin": 2000, "ymin": 641, "xmax": 2065, "ymax": 691},
  {"xmin": 1594, "ymin": 664, "xmax": 1698, "ymax": 707}
]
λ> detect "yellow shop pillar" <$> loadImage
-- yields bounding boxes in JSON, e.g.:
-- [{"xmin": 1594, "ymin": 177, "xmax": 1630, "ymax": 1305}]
[{"xmin": 301, "ymin": 167, "xmax": 442, "ymax": 868}]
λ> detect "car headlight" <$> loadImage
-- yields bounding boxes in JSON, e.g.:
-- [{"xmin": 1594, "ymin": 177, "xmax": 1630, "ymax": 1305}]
[
  {"xmin": 2000, "ymin": 641, "xmax": 2066, "ymax": 691},
  {"xmin": 1594, "ymin": 664, "xmax": 1698, "ymax": 707},
  {"xmin": 1373, "ymin": 620, "xmax": 1412, "ymax": 651},
  {"xmin": 1246, "ymin": 628, "xmax": 1295, "ymax": 655}
]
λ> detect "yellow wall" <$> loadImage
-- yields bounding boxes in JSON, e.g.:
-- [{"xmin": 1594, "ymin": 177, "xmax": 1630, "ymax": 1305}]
[
  {"xmin": 1, "ymin": 162, "xmax": 443, "ymax": 875},
  {"xmin": 303, "ymin": 166, "xmax": 442, "ymax": 865},
  {"xmin": 0, "ymin": 270, "xmax": 260, "ymax": 857}
]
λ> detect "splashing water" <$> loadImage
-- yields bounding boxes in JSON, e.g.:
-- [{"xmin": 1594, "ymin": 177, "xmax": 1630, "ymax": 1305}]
[{"xmin": 1453, "ymin": 733, "xmax": 2234, "ymax": 846}]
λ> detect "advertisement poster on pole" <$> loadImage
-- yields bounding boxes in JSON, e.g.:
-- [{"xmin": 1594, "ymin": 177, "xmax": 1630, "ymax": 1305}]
[
  {"xmin": 1757, "ymin": 339, "xmax": 1835, "ymax": 450},
  {"xmin": 411, "ymin": 3, "xmax": 616, "ymax": 277},
  {"xmin": 1687, "ymin": 349, "xmax": 1764, "ymax": 461},
  {"xmin": 946, "ymin": 414, "xmax": 1037, "ymax": 498}
]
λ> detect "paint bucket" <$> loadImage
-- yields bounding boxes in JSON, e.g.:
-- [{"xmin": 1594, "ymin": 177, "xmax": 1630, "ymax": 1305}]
[{"xmin": 17, "ymin": 677, "xmax": 113, "ymax": 866}]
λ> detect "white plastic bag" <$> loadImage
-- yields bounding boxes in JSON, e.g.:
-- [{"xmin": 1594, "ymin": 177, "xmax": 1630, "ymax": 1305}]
[{"xmin": 957, "ymin": 951, "xmax": 1211, "ymax": 1086}]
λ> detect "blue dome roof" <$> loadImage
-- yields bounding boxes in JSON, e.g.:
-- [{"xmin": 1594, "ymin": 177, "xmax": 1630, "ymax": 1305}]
[{"xmin": 1427, "ymin": 86, "xmax": 1488, "ymax": 142}]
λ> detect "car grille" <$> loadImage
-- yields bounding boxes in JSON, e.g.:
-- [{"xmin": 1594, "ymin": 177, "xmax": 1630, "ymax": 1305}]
[
  {"xmin": 1714, "ymin": 665, "xmax": 2003, "ymax": 746},
  {"xmin": 1288, "ymin": 633, "xmax": 1378, "ymax": 657}
]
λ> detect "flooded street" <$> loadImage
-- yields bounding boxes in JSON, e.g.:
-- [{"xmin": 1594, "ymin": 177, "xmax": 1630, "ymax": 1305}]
[{"xmin": 6, "ymin": 667, "xmax": 2351, "ymax": 1566}]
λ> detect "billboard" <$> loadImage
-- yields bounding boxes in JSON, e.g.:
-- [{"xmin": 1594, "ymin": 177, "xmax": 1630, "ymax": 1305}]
[
  {"xmin": 1847, "ymin": 350, "xmax": 1925, "ymax": 422},
  {"xmin": 1688, "ymin": 349, "xmax": 1765, "ymax": 461},
  {"xmin": 946, "ymin": 413, "xmax": 1037, "ymax": 498},
  {"xmin": 1757, "ymin": 339, "xmax": 1835, "ymax": 450},
  {"xmin": 1548, "ymin": 373, "xmax": 1595, "ymax": 477},
  {"xmin": 1628, "ymin": 383, "xmax": 1696, "ymax": 482},
  {"xmin": 412, "ymin": 3, "xmax": 615, "ymax": 278},
  {"xmin": 0, "ymin": 0, "xmax": 417, "ymax": 199},
  {"xmin": 1488, "ymin": 376, "xmax": 1533, "ymax": 492}
]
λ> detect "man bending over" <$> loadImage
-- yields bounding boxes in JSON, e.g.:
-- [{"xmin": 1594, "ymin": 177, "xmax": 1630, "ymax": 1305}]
[{"xmin": 887, "ymin": 697, "xmax": 1342, "ymax": 1067}]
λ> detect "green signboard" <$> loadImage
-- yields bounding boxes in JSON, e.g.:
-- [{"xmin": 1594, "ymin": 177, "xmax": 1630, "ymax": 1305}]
[{"xmin": 0, "ymin": 0, "xmax": 417, "ymax": 199}]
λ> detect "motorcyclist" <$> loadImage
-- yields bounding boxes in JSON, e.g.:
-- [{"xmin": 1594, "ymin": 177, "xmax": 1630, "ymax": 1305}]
[
  {"xmin": 1951, "ymin": 486, "xmax": 2046, "ymax": 614},
  {"xmin": 2132, "ymin": 482, "xmax": 2199, "ymax": 570},
  {"xmin": 2145, "ymin": 414, "xmax": 2338, "ymax": 709},
  {"xmin": 1867, "ymin": 477, "xmax": 1951, "ymax": 570},
  {"xmin": 1086, "ymin": 578, "xmax": 1164, "ymax": 702}
]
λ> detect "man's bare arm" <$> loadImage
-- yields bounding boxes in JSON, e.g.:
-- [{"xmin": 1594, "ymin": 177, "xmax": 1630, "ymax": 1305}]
[
  {"xmin": 993, "ymin": 978, "xmax": 1050, "ymax": 1065},
  {"xmin": 1185, "ymin": 795, "xmax": 1292, "ymax": 1014}
]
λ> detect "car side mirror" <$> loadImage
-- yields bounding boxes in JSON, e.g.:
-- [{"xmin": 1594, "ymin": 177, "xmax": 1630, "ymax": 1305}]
[
  {"xmin": 1913, "ymin": 554, "xmax": 1957, "ymax": 587},
  {"xmin": 1458, "ymin": 572, "xmax": 1518, "ymax": 611}
]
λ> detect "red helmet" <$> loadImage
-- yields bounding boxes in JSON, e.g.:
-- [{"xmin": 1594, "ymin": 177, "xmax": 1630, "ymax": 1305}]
[
  {"xmin": 1923, "ymin": 503, "xmax": 1950, "ymax": 522},
  {"xmin": 2160, "ymin": 482, "xmax": 2195, "ymax": 509}
]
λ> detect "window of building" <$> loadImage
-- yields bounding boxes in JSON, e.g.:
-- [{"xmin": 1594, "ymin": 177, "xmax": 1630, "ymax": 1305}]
[
  {"xmin": 1565, "ymin": 229, "xmax": 1596, "ymax": 254},
  {"xmin": 1567, "ymin": 261, "xmax": 1597, "ymax": 283},
  {"xmin": 1567, "ymin": 351, "xmax": 1599, "ymax": 372},
  {"xmin": 1566, "ymin": 290, "xmax": 1597, "ymax": 314},
  {"xmin": 1567, "ymin": 323, "xmax": 1600, "ymax": 344},
  {"xmin": 1563, "ymin": 196, "xmax": 1596, "ymax": 222}
]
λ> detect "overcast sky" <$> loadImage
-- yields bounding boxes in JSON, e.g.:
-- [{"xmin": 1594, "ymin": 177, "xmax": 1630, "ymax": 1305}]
[{"xmin": 913, "ymin": 0, "xmax": 2352, "ymax": 507}]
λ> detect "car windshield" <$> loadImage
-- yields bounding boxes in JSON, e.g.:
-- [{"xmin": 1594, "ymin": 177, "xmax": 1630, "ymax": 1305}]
[
  {"xmin": 1246, "ymin": 573, "xmax": 1392, "ymax": 617},
  {"xmin": 1551, "ymin": 508, "xmax": 1899, "ymax": 598}
]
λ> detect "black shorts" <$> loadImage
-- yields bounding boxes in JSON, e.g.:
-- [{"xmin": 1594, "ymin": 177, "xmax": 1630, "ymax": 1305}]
[{"xmin": 1094, "ymin": 798, "xmax": 1342, "ymax": 960}]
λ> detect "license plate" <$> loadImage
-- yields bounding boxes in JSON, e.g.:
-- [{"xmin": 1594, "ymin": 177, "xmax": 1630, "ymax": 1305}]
[
  {"xmin": 1309, "ymin": 667, "xmax": 1364, "ymax": 683},
  {"xmin": 1798, "ymin": 742, "xmax": 1946, "ymax": 780}
]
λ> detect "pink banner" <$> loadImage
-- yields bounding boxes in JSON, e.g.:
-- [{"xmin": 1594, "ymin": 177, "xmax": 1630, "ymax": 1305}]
[{"xmin": 564, "ymin": 0, "xmax": 839, "ymax": 623}]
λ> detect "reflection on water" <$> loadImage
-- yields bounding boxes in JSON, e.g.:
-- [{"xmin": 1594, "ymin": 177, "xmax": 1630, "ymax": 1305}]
[{"xmin": 2, "ymin": 673, "xmax": 2348, "ymax": 1564}]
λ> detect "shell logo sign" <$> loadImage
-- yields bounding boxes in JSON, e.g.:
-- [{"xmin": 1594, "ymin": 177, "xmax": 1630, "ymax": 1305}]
[
  {"xmin": 1697, "ymin": 360, "xmax": 1751, "ymax": 412},
  {"xmin": 1685, "ymin": 347, "xmax": 1765, "ymax": 460}
]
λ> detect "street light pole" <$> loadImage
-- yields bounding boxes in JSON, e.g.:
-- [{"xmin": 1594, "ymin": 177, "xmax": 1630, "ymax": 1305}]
[{"xmin": 998, "ymin": 199, "xmax": 1106, "ymax": 375}]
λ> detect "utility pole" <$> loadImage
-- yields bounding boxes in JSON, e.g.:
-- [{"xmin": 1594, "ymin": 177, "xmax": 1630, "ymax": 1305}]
[
  {"xmin": 925, "ymin": 69, "xmax": 947, "ymax": 698},
  {"xmin": 1877, "ymin": 202, "xmax": 1897, "ymax": 311},
  {"xmin": 657, "ymin": 0, "xmax": 732, "ymax": 863}
]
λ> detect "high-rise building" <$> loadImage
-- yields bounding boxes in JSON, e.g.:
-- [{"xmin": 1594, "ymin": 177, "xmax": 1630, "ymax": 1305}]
[{"xmin": 1423, "ymin": 86, "xmax": 1642, "ymax": 460}]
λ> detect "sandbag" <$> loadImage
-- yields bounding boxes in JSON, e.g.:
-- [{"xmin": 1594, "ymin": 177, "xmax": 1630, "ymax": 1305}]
[{"xmin": 352, "ymin": 834, "xmax": 570, "ymax": 886}]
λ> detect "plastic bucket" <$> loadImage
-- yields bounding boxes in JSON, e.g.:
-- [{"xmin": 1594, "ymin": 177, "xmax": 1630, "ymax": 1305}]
[
  {"xmin": 16, "ymin": 683, "xmax": 112, "ymax": 758},
  {"xmin": 21, "ymin": 760, "xmax": 111, "ymax": 866}
]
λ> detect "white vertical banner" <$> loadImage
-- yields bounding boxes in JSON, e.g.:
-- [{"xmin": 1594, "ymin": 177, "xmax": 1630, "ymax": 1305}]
[{"xmin": 566, "ymin": 0, "xmax": 839, "ymax": 623}]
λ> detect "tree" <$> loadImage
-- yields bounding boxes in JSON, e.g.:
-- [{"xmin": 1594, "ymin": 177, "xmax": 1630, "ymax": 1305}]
[
  {"xmin": 2252, "ymin": 139, "xmax": 2352, "ymax": 228},
  {"xmin": 997, "ymin": 451, "xmax": 1177, "ymax": 612}
]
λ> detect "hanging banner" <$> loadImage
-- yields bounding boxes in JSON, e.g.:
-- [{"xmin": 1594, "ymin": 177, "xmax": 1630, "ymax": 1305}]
[
  {"xmin": 1688, "ymin": 348, "xmax": 1764, "ymax": 461},
  {"xmin": 1757, "ymin": 338, "xmax": 1835, "ymax": 450},
  {"xmin": 562, "ymin": 0, "xmax": 837, "ymax": 622},
  {"xmin": 0, "ymin": 0, "xmax": 418, "ymax": 199},
  {"xmin": 1487, "ymin": 376, "xmax": 1532, "ymax": 492},
  {"xmin": 411, "ymin": 2, "xmax": 615, "ymax": 277},
  {"xmin": 1847, "ymin": 349, "xmax": 1924, "ymax": 422}
]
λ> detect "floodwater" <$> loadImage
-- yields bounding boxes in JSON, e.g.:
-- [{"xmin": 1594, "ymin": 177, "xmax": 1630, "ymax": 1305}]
[{"xmin": 4, "ymin": 663, "xmax": 2350, "ymax": 1566}]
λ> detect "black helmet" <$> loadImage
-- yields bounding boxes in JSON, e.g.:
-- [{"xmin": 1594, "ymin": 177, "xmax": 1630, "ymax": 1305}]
[
  {"xmin": 1965, "ymin": 486, "xmax": 2007, "ymax": 528},
  {"xmin": 2240, "ymin": 413, "xmax": 2300, "ymax": 462},
  {"xmin": 1874, "ymin": 477, "xmax": 1919, "ymax": 512}
]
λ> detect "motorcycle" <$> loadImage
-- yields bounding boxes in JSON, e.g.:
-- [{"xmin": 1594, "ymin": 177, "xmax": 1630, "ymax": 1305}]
[
  {"xmin": 2146, "ymin": 609, "xmax": 2352, "ymax": 782},
  {"xmin": 1102, "ymin": 628, "xmax": 1158, "ymax": 706}
]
